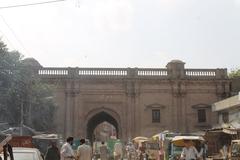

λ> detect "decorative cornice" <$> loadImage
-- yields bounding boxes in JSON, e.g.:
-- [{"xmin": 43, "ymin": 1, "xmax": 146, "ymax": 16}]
[
  {"xmin": 192, "ymin": 104, "xmax": 211, "ymax": 109},
  {"xmin": 145, "ymin": 103, "xmax": 166, "ymax": 110},
  {"xmin": 65, "ymin": 90, "xmax": 80, "ymax": 96}
]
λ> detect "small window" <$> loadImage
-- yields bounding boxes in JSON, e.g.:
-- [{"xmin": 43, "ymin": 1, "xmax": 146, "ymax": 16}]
[
  {"xmin": 222, "ymin": 112, "xmax": 229, "ymax": 123},
  {"xmin": 152, "ymin": 109, "xmax": 160, "ymax": 123},
  {"xmin": 198, "ymin": 109, "xmax": 206, "ymax": 123}
]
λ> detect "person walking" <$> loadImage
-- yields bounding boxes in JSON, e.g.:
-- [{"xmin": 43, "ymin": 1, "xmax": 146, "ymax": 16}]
[
  {"xmin": 99, "ymin": 141, "xmax": 108, "ymax": 160},
  {"xmin": 45, "ymin": 141, "xmax": 60, "ymax": 160},
  {"xmin": 76, "ymin": 139, "xmax": 92, "ymax": 160},
  {"xmin": 126, "ymin": 142, "xmax": 136, "ymax": 160},
  {"xmin": 220, "ymin": 143, "xmax": 228, "ymax": 160},
  {"xmin": 60, "ymin": 137, "xmax": 75, "ymax": 160},
  {"xmin": 137, "ymin": 145, "xmax": 146, "ymax": 160},
  {"xmin": 199, "ymin": 142, "xmax": 208, "ymax": 160},
  {"xmin": 113, "ymin": 140, "xmax": 123, "ymax": 160}
]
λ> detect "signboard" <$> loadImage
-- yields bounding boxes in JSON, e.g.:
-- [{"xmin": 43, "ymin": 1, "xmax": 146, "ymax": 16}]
[{"xmin": 8, "ymin": 136, "xmax": 33, "ymax": 148}]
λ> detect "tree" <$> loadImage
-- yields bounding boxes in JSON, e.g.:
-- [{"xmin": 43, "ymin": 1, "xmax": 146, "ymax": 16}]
[
  {"xmin": 0, "ymin": 40, "xmax": 22, "ymax": 123},
  {"xmin": 0, "ymin": 40, "xmax": 56, "ymax": 131},
  {"xmin": 229, "ymin": 68, "xmax": 240, "ymax": 78}
]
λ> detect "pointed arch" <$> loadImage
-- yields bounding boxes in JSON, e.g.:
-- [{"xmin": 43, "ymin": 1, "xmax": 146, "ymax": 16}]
[{"xmin": 85, "ymin": 107, "xmax": 122, "ymax": 142}]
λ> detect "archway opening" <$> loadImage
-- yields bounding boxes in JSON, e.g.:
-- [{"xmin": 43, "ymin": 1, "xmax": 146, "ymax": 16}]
[
  {"xmin": 87, "ymin": 111, "xmax": 119, "ymax": 143},
  {"xmin": 93, "ymin": 121, "xmax": 117, "ymax": 142}
]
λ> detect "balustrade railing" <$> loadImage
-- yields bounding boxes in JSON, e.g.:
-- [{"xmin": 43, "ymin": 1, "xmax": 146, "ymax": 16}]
[
  {"xmin": 37, "ymin": 67, "xmax": 226, "ymax": 79},
  {"xmin": 38, "ymin": 68, "xmax": 68, "ymax": 76},
  {"xmin": 185, "ymin": 69, "xmax": 216, "ymax": 77},
  {"xmin": 38, "ymin": 68, "xmax": 169, "ymax": 78},
  {"xmin": 137, "ymin": 69, "xmax": 168, "ymax": 76},
  {"xmin": 78, "ymin": 68, "xmax": 127, "ymax": 76}
]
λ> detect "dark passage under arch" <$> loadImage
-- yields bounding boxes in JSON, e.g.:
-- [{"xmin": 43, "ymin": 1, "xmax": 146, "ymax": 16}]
[{"xmin": 87, "ymin": 111, "xmax": 119, "ymax": 142}]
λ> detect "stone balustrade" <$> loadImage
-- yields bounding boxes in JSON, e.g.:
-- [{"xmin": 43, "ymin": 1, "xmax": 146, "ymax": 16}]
[
  {"xmin": 38, "ymin": 68, "xmax": 68, "ymax": 75},
  {"xmin": 185, "ymin": 69, "xmax": 228, "ymax": 79},
  {"xmin": 78, "ymin": 68, "xmax": 127, "ymax": 76},
  {"xmin": 185, "ymin": 69, "xmax": 216, "ymax": 77},
  {"xmin": 37, "ymin": 67, "xmax": 228, "ymax": 79},
  {"xmin": 137, "ymin": 68, "xmax": 168, "ymax": 76}
]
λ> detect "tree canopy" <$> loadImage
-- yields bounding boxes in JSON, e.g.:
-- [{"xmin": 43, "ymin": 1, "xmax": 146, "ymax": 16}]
[
  {"xmin": 0, "ymin": 40, "xmax": 56, "ymax": 132},
  {"xmin": 229, "ymin": 68, "xmax": 240, "ymax": 78}
]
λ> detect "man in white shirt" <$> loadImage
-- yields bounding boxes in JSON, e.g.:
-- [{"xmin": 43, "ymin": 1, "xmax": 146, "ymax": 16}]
[
  {"xmin": 76, "ymin": 139, "xmax": 92, "ymax": 160},
  {"xmin": 60, "ymin": 137, "xmax": 75, "ymax": 160},
  {"xmin": 114, "ymin": 141, "xmax": 123, "ymax": 160},
  {"xmin": 180, "ymin": 140, "xmax": 199, "ymax": 160}
]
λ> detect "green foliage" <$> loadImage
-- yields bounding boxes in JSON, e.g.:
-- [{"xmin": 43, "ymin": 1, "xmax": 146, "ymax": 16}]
[
  {"xmin": 229, "ymin": 68, "xmax": 240, "ymax": 78},
  {"xmin": 0, "ymin": 40, "xmax": 56, "ymax": 131}
]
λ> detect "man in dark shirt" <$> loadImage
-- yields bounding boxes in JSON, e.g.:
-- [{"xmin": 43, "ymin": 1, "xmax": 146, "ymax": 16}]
[{"xmin": 45, "ymin": 141, "xmax": 60, "ymax": 160}]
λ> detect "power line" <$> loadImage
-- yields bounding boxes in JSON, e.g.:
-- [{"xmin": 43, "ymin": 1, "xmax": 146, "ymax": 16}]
[
  {"xmin": 0, "ymin": 0, "xmax": 67, "ymax": 10},
  {"xmin": 0, "ymin": 30, "xmax": 17, "ymax": 51},
  {"xmin": 0, "ymin": 15, "xmax": 31, "ymax": 56}
]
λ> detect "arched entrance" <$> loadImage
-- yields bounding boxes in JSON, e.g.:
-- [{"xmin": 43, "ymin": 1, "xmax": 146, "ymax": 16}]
[{"xmin": 87, "ymin": 111, "xmax": 119, "ymax": 142}]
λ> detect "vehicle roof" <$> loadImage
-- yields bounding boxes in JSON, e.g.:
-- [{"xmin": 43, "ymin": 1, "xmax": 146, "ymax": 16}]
[
  {"xmin": 232, "ymin": 140, "xmax": 240, "ymax": 143},
  {"xmin": 12, "ymin": 147, "xmax": 40, "ymax": 152},
  {"xmin": 172, "ymin": 136, "xmax": 205, "ymax": 141}
]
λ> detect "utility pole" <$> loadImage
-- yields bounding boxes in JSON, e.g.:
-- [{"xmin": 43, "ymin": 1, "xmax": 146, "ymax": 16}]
[{"xmin": 20, "ymin": 101, "xmax": 24, "ymax": 136}]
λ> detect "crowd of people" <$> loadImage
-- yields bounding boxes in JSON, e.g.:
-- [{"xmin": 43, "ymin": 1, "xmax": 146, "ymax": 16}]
[
  {"xmin": 44, "ymin": 136, "xmax": 124, "ymax": 160},
  {"xmin": 45, "ymin": 137, "xmax": 92, "ymax": 160},
  {"xmin": 43, "ymin": 136, "xmax": 150, "ymax": 160},
  {"xmin": 44, "ymin": 136, "xmax": 233, "ymax": 160},
  {"xmin": 1, "ymin": 135, "xmax": 233, "ymax": 160}
]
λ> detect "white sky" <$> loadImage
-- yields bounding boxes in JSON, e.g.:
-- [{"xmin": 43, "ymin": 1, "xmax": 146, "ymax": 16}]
[{"xmin": 0, "ymin": 0, "xmax": 240, "ymax": 70}]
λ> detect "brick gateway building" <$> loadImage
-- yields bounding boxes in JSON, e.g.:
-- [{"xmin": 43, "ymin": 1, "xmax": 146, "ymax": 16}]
[{"xmin": 36, "ymin": 60, "xmax": 230, "ymax": 141}]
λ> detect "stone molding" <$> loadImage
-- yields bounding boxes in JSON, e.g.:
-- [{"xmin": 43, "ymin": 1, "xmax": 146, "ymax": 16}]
[
  {"xmin": 144, "ymin": 103, "xmax": 166, "ymax": 110},
  {"xmin": 192, "ymin": 104, "xmax": 212, "ymax": 109}
]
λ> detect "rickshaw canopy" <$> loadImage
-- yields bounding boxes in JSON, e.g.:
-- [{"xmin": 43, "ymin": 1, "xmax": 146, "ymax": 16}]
[
  {"xmin": 132, "ymin": 136, "xmax": 149, "ymax": 143},
  {"xmin": 171, "ymin": 136, "xmax": 205, "ymax": 147},
  {"xmin": 151, "ymin": 134, "xmax": 160, "ymax": 140}
]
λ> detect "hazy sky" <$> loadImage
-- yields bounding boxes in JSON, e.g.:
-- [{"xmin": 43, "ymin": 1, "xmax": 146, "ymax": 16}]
[{"xmin": 0, "ymin": 0, "xmax": 240, "ymax": 70}]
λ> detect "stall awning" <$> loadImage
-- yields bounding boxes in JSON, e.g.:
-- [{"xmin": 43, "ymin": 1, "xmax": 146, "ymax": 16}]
[
  {"xmin": 207, "ymin": 128, "xmax": 237, "ymax": 135},
  {"xmin": 222, "ymin": 128, "xmax": 237, "ymax": 135}
]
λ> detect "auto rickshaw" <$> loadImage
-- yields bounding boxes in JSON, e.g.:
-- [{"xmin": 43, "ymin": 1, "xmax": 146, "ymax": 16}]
[
  {"xmin": 229, "ymin": 139, "xmax": 240, "ymax": 160},
  {"xmin": 132, "ymin": 137, "xmax": 149, "ymax": 160},
  {"xmin": 150, "ymin": 132, "xmax": 181, "ymax": 160},
  {"xmin": 170, "ymin": 135, "xmax": 205, "ymax": 160},
  {"xmin": 145, "ymin": 140, "xmax": 159, "ymax": 160}
]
